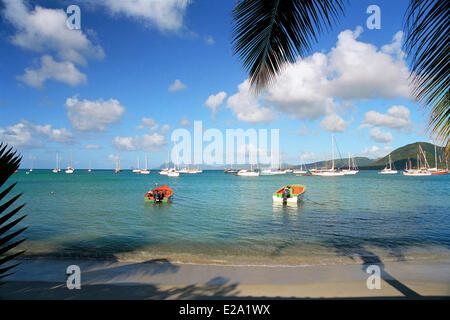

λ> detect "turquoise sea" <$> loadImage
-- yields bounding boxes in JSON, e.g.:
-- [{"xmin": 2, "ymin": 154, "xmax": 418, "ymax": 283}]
[{"xmin": 9, "ymin": 170, "xmax": 450, "ymax": 265}]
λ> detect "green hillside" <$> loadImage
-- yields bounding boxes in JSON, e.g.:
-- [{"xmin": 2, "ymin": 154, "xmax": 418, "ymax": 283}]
[{"xmin": 363, "ymin": 142, "xmax": 447, "ymax": 170}]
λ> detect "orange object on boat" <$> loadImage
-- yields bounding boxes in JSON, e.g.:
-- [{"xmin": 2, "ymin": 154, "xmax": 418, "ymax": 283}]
[
  {"xmin": 144, "ymin": 185, "xmax": 173, "ymax": 203},
  {"xmin": 274, "ymin": 185, "xmax": 305, "ymax": 196}
]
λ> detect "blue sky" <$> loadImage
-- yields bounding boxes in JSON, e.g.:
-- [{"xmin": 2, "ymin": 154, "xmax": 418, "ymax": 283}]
[{"xmin": 0, "ymin": 0, "xmax": 434, "ymax": 169}]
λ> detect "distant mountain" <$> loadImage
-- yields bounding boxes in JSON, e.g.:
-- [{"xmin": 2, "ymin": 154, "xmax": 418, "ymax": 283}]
[{"xmin": 362, "ymin": 142, "xmax": 447, "ymax": 170}]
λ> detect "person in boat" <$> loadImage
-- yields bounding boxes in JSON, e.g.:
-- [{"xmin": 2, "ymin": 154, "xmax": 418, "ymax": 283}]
[
  {"xmin": 282, "ymin": 186, "xmax": 291, "ymax": 201},
  {"xmin": 154, "ymin": 190, "xmax": 160, "ymax": 202}
]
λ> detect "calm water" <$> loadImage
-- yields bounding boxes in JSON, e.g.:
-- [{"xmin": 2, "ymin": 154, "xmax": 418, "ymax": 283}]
[{"xmin": 9, "ymin": 170, "xmax": 450, "ymax": 265}]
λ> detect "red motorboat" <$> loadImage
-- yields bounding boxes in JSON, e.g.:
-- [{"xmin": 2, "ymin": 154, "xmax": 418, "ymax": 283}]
[{"xmin": 144, "ymin": 185, "xmax": 173, "ymax": 203}]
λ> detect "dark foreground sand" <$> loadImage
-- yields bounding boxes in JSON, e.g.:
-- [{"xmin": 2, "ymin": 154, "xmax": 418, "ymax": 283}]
[{"xmin": 0, "ymin": 258, "xmax": 449, "ymax": 299}]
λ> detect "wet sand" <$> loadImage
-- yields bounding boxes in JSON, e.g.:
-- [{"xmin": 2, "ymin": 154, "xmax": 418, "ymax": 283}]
[{"xmin": 0, "ymin": 258, "xmax": 449, "ymax": 299}]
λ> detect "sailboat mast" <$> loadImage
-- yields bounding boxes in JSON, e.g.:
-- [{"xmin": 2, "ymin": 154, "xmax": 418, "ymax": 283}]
[
  {"xmin": 434, "ymin": 144, "xmax": 438, "ymax": 169},
  {"xmin": 348, "ymin": 152, "xmax": 351, "ymax": 170},
  {"xmin": 331, "ymin": 134, "xmax": 335, "ymax": 171}
]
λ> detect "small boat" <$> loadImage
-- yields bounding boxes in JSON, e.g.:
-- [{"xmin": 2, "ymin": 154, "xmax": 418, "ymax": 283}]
[
  {"xmin": 273, "ymin": 185, "xmax": 306, "ymax": 203},
  {"xmin": 293, "ymin": 158, "xmax": 307, "ymax": 174},
  {"xmin": 65, "ymin": 150, "xmax": 74, "ymax": 174},
  {"xmin": 14, "ymin": 170, "xmax": 18, "ymax": 174},
  {"xmin": 379, "ymin": 154, "xmax": 397, "ymax": 174},
  {"xmin": 236, "ymin": 169, "xmax": 260, "ymax": 176},
  {"xmin": 52, "ymin": 152, "xmax": 59, "ymax": 173},
  {"xmin": 144, "ymin": 185, "xmax": 173, "ymax": 203},
  {"xmin": 140, "ymin": 153, "xmax": 150, "ymax": 174},
  {"xmin": 167, "ymin": 168, "xmax": 180, "ymax": 177},
  {"xmin": 132, "ymin": 156, "xmax": 141, "ymax": 173},
  {"xmin": 342, "ymin": 153, "xmax": 359, "ymax": 175},
  {"xmin": 312, "ymin": 134, "xmax": 344, "ymax": 177}
]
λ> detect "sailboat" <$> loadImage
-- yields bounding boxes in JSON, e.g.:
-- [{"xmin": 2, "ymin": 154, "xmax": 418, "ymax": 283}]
[
  {"xmin": 132, "ymin": 156, "xmax": 141, "ymax": 173},
  {"xmin": 159, "ymin": 151, "xmax": 170, "ymax": 175},
  {"xmin": 262, "ymin": 151, "xmax": 286, "ymax": 175},
  {"xmin": 293, "ymin": 157, "xmax": 307, "ymax": 174},
  {"xmin": 428, "ymin": 144, "xmax": 448, "ymax": 174},
  {"xmin": 237, "ymin": 145, "xmax": 260, "ymax": 176},
  {"xmin": 342, "ymin": 153, "xmax": 359, "ymax": 175},
  {"xmin": 403, "ymin": 146, "xmax": 431, "ymax": 176},
  {"xmin": 168, "ymin": 141, "xmax": 180, "ymax": 177},
  {"xmin": 224, "ymin": 162, "xmax": 237, "ymax": 173},
  {"xmin": 52, "ymin": 153, "xmax": 59, "ymax": 173},
  {"xmin": 379, "ymin": 153, "xmax": 397, "ymax": 174},
  {"xmin": 87, "ymin": 161, "xmax": 92, "ymax": 173},
  {"xmin": 114, "ymin": 153, "xmax": 122, "ymax": 173},
  {"xmin": 312, "ymin": 134, "xmax": 344, "ymax": 176},
  {"xmin": 140, "ymin": 153, "xmax": 150, "ymax": 174},
  {"xmin": 65, "ymin": 150, "xmax": 74, "ymax": 174}
]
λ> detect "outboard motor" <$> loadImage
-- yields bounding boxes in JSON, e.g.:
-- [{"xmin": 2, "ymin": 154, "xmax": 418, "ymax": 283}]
[{"xmin": 282, "ymin": 187, "xmax": 290, "ymax": 203}]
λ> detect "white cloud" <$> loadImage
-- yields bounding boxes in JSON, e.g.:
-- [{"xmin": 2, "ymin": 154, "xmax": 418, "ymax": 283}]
[
  {"xmin": 65, "ymin": 96, "xmax": 126, "ymax": 132},
  {"xmin": 204, "ymin": 35, "xmax": 215, "ymax": 45},
  {"xmin": 0, "ymin": 120, "xmax": 74, "ymax": 149},
  {"xmin": 94, "ymin": 0, "xmax": 191, "ymax": 32},
  {"xmin": 327, "ymin": 29, "xmax": 410, "ymax": 100},
  {"xmin": 360, "ymin": 145, "xmax": 393, "ymax": 159},
  {"xmin": 17, "ymin": 55, "xmax": 86, "ymax": 88},
  {"xmin": 83, "ymin": 144, "xmax": 101, "ymax": 150},
  {"xmin": 2, "ymin": 0, "xmax": 104, "ymax": 65},
  {"xmin": 226, "ymin": 80, "xmax": 273, "ymax": 123},
  {"xmin": 369, "ymin": 127, "xmax": 394, "ymax": 143},
  {"xmin": 112, "ymin": 133, "xmax": 166, "ymax": 152},
  {"xmin": 362, "ymin": 105, "xmax": 412, "ymax": 132},
  {"xmin": 180, "ymin": 116, "xmax": 190, "ymax": 127},
  {"xmin": 227, "ymin": 28, "xmax": 411, "ymax": 125},
  {"xmin": 168, "ymin": 79, "xmax": 187, "ymax": 92},
  {"xmin": 137, "ymin": 117, "xmax": 158, "ymax": 130},
  {"xmin": 265, "ymin": 52, "xmax": 334, "ymax": 120},
  {"xmin": 161, "ymin": 124, "xmax": 171, "ymax": 133},
  {"xmin": 204, "ymin": 91, "xmax": 227, "ymax": 115},
  {"xmin": 320, "ymin": 113, "xmax": 349, "ymax": 132}
]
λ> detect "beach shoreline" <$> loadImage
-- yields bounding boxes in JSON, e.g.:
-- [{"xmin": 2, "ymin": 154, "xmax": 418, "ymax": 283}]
[{"xmin": 0, "ymin": 258, "xmax": 448, "ymax": 299}]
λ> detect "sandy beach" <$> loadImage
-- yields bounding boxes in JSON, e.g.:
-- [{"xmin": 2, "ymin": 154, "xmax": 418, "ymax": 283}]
[{"xmin": 0, "ymin": 258, "xmax": 448, "ymax": 299}]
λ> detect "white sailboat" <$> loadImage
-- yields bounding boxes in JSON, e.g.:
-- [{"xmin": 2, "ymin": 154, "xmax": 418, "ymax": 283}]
[
  {"xmin": 159, "ymin": 151, "xmax": 170, "ymax": 175},
  {"xmin": 342, "ymin": 153, "xmax": 359, "ymax": 175},
  {"xmin": 293, "ymin": 157, "xmax": 307, "ymax": 174},
  {"xmin": 312, "ymin": 134, "xmax": 344, "ymax": 177},
  {"xmin": 114, "ymin": 153, "xmax": 122, "ymax": 173},
  {"xmin": 237, "ymin": 145, "xmax": 260, "ymax": 176},
  {"xmin": 52, "ymin": 152, "xmax": 59, "ymax": 173},
  {"xmin": 132, "ymin": 156, "xmax": 141, "ymax": 173},
  {"xmin": 262, "ymin": 151, "xmax": 286, "ymax": 175},
  {"xmin": 140, "ymin": 153, "xmax": 150, "ymax": 174},
  {"xmin": 379, "ymin": 153, "xmax": 398, "ymax": 174},
  {"xmin": 87, "ymin": 161, "xmax": 92, "ymax": 173},
  {"xmin": 65, "ymin": 150, "xmax": 74, "ymax": 174},
  {"xmin": 168, "ymin": 141, "xmax": 180, "ymax": 177},
  {"xmin": 167, "ymin": 168, "xmax": 180, "ymax": 177}
]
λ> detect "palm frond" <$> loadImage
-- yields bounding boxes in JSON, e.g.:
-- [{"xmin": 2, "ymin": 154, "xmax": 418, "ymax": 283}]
[
  {"xmin": 404, "ymin": 0, "xmax": 449, "ymax": 152},
  {"xmin": 232, "ymin": 0, "xmax": 345, "ymax": 91},
  {"xmin": 0, "ymin": 142, "xmax": 26, "ymax": 284}
]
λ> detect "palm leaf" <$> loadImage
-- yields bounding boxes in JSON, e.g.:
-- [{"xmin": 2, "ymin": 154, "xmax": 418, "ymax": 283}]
[
  {"xmin": 404, "ymin": 0, "xmax": 449, "ymax": 152},
  {"xmin": 0, "ymin": 142, "xmax": 27, "ymax": 284},
  {"xmin": 232, "ymin": 0, "xmax": 345, "ymax": 91}
]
